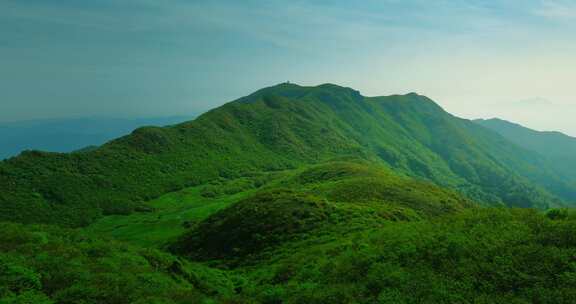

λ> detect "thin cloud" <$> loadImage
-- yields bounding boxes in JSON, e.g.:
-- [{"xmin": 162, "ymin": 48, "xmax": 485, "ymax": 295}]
[{"xmin": 533, "ymin": 0, "xmax": 576, "ymax": 20}]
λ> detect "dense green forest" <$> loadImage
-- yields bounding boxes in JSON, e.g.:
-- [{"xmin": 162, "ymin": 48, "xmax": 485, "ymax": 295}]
[{"xmin": 2, "ymin": 84, "xmax": 576, "ymax": 303}]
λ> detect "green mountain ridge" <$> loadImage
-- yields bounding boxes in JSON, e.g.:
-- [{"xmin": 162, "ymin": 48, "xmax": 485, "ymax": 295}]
[
  {"xmin": 476, "ymin": 118, "xmax": 576, "ymax": 185},
  {"xmin": 1, "ymin": 83, "xmax": 574, "ymax": 227}
]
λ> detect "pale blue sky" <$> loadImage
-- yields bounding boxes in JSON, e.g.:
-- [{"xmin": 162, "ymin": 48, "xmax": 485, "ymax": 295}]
[{"xmin": 1, "ymin": 0, "xmax": 576, "ymax": 134}]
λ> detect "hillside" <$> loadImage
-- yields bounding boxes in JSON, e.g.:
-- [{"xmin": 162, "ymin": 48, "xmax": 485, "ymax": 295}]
[
  {"xmin": 0, "ymin": 116, "xmax": 193, "ymax": 160},
  {"xmin": 476, "ymin": 118, "xmax": 576, "ymax": 185},
  {"xmin": 5, "ymin": 163, "xmax": 576, "ymax": 303},
  {"xmin": 173, "ymin": 160, "xmax": 473, "ymax": 262},
  {"xmin": 1, "ymin": 83, "xmax": 575, "ymax": 227}
]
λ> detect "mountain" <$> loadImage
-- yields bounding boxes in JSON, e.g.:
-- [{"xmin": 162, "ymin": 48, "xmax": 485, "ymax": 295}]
[
  {"xmin": 0, "ymin": 116, "xmax": 195, "ymax": 160},
  {"xmin": 1, "ymin": 83, "xmax": 575, "ymax": 227},
  {"xmin": 476, "ymin": 118, "xmax": 576, "ymax": 185},
  {"xmin": 4, "ymin": 84, "xmax": 576, "ymax": 304}
]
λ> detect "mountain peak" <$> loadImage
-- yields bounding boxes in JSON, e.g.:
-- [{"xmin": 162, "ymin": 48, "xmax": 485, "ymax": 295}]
[
  {"xmin": 237, "ymin": 83, "xmax": 450, "ymax": 115},
  {"xmin": 239, "ymin": 82, "xmax": 363, "ymax": 104}
]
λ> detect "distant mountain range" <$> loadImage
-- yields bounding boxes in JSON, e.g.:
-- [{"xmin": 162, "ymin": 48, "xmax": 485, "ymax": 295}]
[
  {"xmin": 476, "ymin": 118, "xmax": 576, "ymax": 186},
  {"xmin": 0, "ymin": 116, "xmax": 195, "ymax": 160}
]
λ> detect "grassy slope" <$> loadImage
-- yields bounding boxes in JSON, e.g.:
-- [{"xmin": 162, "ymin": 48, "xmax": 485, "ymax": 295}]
[
  {"xmin": 88, "ymin": 160, "xmax": 464, "ymax": 250},
  {"xmin": 85, "ymin": 186, "xmax": 246, "ymax": 248},
  {"xmin": 172, "ymin": 161, "xmax": 473, "ymax": 262},
  {"xmin": 1, "ymin": 83, "xmax": 574, "ymax": 228},
  {"xmin": 86, "ymin": 172, "xmax": 285, "ymax": 247}
]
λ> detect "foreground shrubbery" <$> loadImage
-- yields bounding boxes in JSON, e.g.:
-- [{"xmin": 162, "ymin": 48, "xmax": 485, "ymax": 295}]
[
  {"xmin": 0, "ymin": 161, "xmax": 576, "ymax": 304},
  {"xmin": 168, "ymin": 169, "xmax": 576, "ymax": 303},
  {"xmin": 3, "ymin": 161, "xmax": 576, "ymax": 303},
  {"xmin": 239, "ymin": 208, "xmax": 576, "ymax": 303},
  {"xmin": 0, "ymin": 222, "xmax": 239, "ymax": 304},
  {"xmin": 3, "ymin": 206, "xmax": 576, "ymax": 303}
]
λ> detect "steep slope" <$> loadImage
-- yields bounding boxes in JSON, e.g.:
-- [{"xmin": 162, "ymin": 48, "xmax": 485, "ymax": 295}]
[
  {"xmin": 476, "ymin": 118, "xmax": 576, "ymax": 185},
  {"xmin": 1, "ymin": 83, "xmax": 573, "ymax": 226}
]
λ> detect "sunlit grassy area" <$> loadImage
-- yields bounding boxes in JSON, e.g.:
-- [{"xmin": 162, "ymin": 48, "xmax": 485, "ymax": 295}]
[{"xmin": 86, "ymin": 184, "xmax": 255, "ymax": 247}]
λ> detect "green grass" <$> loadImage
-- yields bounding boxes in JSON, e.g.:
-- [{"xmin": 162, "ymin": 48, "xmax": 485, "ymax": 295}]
[
  {"xmin": 85, "ymin": 170, "xmax": 292, "ymax": 247},
  {"xmin": 86, "ymin": 185, "xmax": 255, "ymax": 247}
]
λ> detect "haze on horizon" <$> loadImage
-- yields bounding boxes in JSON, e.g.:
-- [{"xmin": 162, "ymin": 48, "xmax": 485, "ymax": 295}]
[{"xmin": 2, "ymin": 0, "xmax": 575, "ymax": 136}]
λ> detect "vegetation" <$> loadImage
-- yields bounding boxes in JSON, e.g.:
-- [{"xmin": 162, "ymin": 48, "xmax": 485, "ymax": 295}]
[
  {"xmin": 5, "ymin": 188, "xmax": 576, "ymax": 302},
  {"xmin": 84, "ymin": 184, "xmax": 238, "ymax": 248},
  {"xmin": 2, "ymin": 83, "xmax": 576, "ymax": 303},
  {"xmin": 0, "ymin": 222, "xmax": 239, "ymax": 304},
  {"xmin": 237, "ymin": 208, "xmax": 576, "ymax": 303},
  {"xmin": 1, "ymin": 83, "xmax": 574, "ymax": 227},
  {"xmin": 174, "ymin": 189, "xmax": 334, "ymax": 261}
]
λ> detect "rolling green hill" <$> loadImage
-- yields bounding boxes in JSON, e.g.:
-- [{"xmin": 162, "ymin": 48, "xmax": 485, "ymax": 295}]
[
  {"xmin": 1, "ymin": 83, "xmax": 575, "ymax": 227},
  {"xmin": 173, "ymin": 161, "xmax": 473, "ymax": 262},
  {"xmin": 476, "ymin": 118, "xmax": 576, "ymax": 186}
]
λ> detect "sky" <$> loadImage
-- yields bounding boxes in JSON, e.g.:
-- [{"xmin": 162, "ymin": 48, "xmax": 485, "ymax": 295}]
[{"xmin": 1, "ymin": 0, "xmax": 576, "ymax": 135}]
